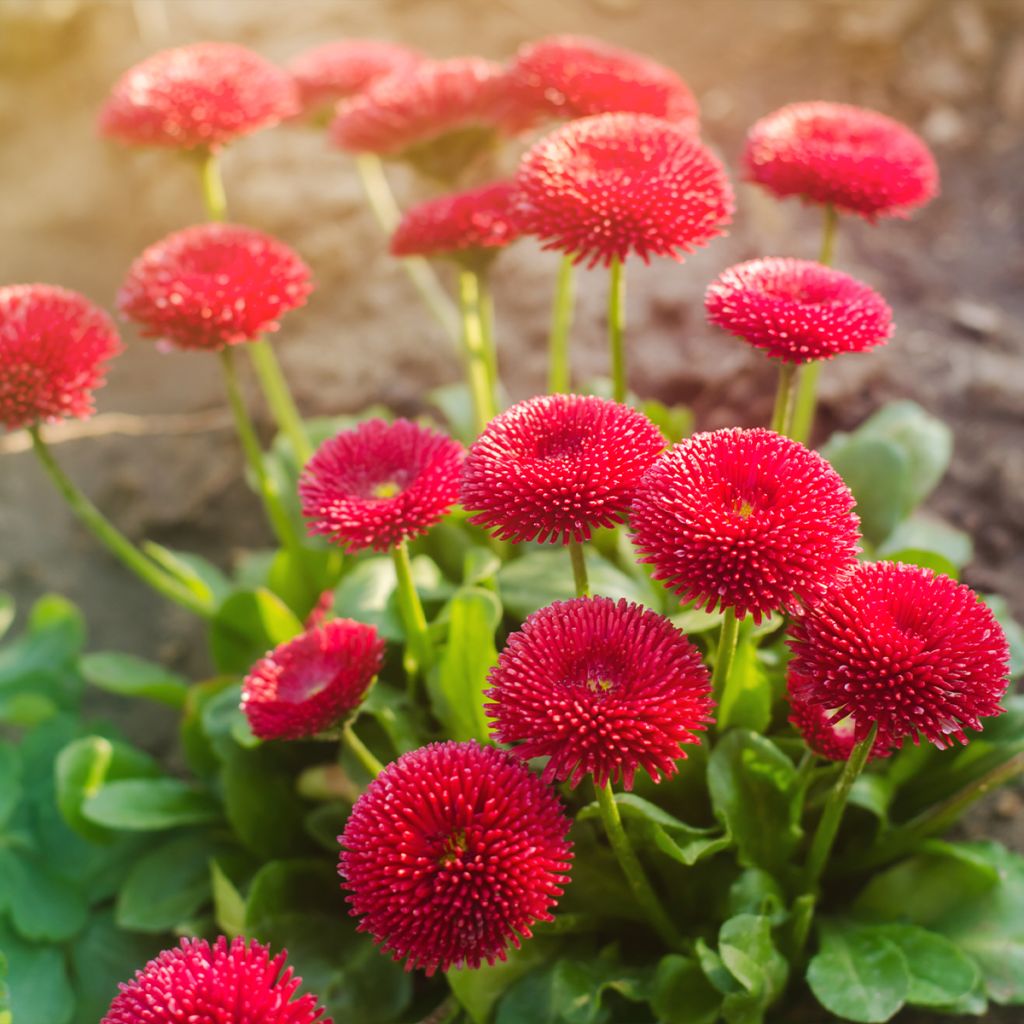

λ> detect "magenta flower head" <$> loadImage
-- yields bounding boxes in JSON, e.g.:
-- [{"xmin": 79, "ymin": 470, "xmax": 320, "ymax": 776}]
[
  {"xmin": 744, "ymin": 101, "xmax": 939, "ymax": 220},
  {"xmin": 631, "ymin": 428, "xmax": 860, "ymax": 623},
  {"xmin": 101, "ymin": 936, "xmax": 330, "ymax": 1024},
  {"xmin": 301, "ymin": 418, "xmax": 464, "ymax": 552},
  {"xmin": 487, "ymin": 596, "xmax": 712, "ymax": 789},
  {"xmin": 516, "ymin": 112, "xmax": 734, "ymax": 268},
  {"xmin": 788, "ymin": 698, "xmax": 892, "ymax": 763},
  {"xmin": 460, "ymin": 394, "xmax": 665, "ymax": 545},
  {"xmin": 339, "ymin": 740, "xmax": 573, "ymax": 975},
  {"xmin": 787, "ymin": 561, "xmax": 1009, "ymax": 749},
  {"xmin": 99, "ymin": 42, "xmax": 299, "ymax": 151},
  {"xmin": 0, "ymin": 284, "xmax": 122, "ymax": 431}
]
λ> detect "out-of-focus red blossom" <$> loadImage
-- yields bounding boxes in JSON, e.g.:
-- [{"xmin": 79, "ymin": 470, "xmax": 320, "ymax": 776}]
[
  {"xmin": 339, "ymin": 740, "xmax": 573, "ymax": 975},
  {"xmin": 241, "ymin": 619, "xmax": 384, "ymax": 741},
  {"xmin": 705, "ymin": 257, "xmax": 894, "ymax": 364},
  {"xmin": 461, "ymin": 394, "xmax": 665, "ymax": 545},
  {"xmin": 300, "ymin": 418, "xmax": 464, "ymax": 552},
  {"xmin": 99, "ymin": 42, "xmax": 299, "ymax": 150},
  {"xmin": 516, "ymin": 112, "xmax": 734, "ymax": 267},
  {"xmin": 631, "ymin": 428, "xmax": 860, "ymax": 623},
  {"xmin": 100, "ymin": 936, "xmax": 330, "ymax": 1024},
  {"xmin": 117, "ymin": 223, "xmax": 312, "ymax": 352},
  {"xmin": 788, "ymin": 698, "xmax": 892, "ymax": 762},
  {"xmin": 0, "ymin": 284, "xmax": 122, "ymax": 431},
  {"xmin": 787, "ymin": 561, "xmax": 1009, "ymax": 749},
  {"xmin": 744, "ymin": 101, "xmax": 939, "ymax": 219},
  {"xmin": 487, "ymin": 596, "xmax": 712, "ymax": 789}
]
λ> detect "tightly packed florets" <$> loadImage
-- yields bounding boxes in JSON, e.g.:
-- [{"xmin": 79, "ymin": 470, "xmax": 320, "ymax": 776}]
[
  {"xmin": 118, "ymin": 223, "xmax": 312, "ymax": 351},
  {"xmin": 788, "ymin": 698, "xmax": 892, "ymax": 762},
  {"xmin": 631, "ymin": 428, "xmax": 860, "ymax": 623},
  {"xmin": 0, "ymin": 284, "xmax": 123, "ymax": 430},
  {"xmin": 300, "ymin": 418, "xmax": 464, "ymax": 552},
  {"xmin": 487, "ymin": 597, "xmax": 712, "ymax": 789},
  {"xmin": 99, "ymin": 42, "xmax": 299, "ymax": 150},
  {"xmin": 339, "ymin": 740, "xmax": 573, "ymax": 975},
  {"xmin": 787, "ymin": 561, "xmax": 1009, "ymax": 749},
  {"xmin": 461, "ymin": 394, "xmax": 665, "ymax": 544},
  {"xmin": 101, "ymin": 936, "xmax": 330, "ymax": 1024},
  {"xmin": 516, "ymin": 112, "xmax": 733, "ymax": 267},
  {"xmin": 743, "ymin": 101, "xmax": 939, "ymax": 219}
]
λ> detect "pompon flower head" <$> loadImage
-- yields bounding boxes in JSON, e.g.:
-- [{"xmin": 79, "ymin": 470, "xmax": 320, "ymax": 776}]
[
  {"xmin": 787, "ymin": 561, "xmax": 1009, "ymax": 749},
  {"xmin": 101, "ymin": 936, "xmax": 330, "ymax": 1024},
  {"xmin": 118, "ymin": 223, "xmax": 312, "ymax": 352},
  {"xmin": 99, "ymin": 42, "xmax": 299, "ymax": 151},
  {"xmin": 300, "ymin": 419, "xmax": 464, "ymax": 552},
  {"xmin": 339, "ymin": 740, "xmax": 572, "ymax": 975},
  {"xmin": 0, "ymin": 284, "xmax": 122, "ymax": 431},
  {"xmin": 788, "ymin": 698, "xmax": 892, "ymax": 762},
  {"xmin": 460, "ymin": 394, "xmax": 665, "ymax": 545},
  {"xmin": 487, "ymin": 597, "xmax": 712, "ymax": 789},
  {"xmin": 631, "ymin": 428, "xmax": 860, "ymax": 623},
  {"xmin": 743, "ymin": 101, "xmax": 939, "ymax": 219},
  {"xmin": 705, "ymin": 257, "xmax": 894, "ymax": 364},
  {"xmin": 516, "ymin": 112, "xmax": 734, "ymax": 268}
]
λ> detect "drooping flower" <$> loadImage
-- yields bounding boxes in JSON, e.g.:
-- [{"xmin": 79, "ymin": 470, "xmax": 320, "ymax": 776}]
[
  {"xmin": 516, "ymin": 112, "xmax": 734, "ymax": 267},
  {"xmin": 101, "ymin": 936, "xmax": 330, "ymax": 1024},
  {"xmin": 118, "ymin": 223, "xmax": 312, "ymax": 351},
  {"xmin": 0, "ymin": 284, "xmax": 123, "ymax": 431},
  {"xmin": 630, "ymin": 428, "xmax": 860, "ymax": 623},
  {"xmin": 788, "ymin": 697, "xmax": 892, "ymax": 762},
  {"xmin": 300, "ymin": 418, "xmax": 464, "ymax": 552},
  {"xmin": 743, "ymin": 101, "xmax": 939, "ymax": 219},
  {"xmin": 787, "ymin": 561, "xmax": 1009, "ymax": 749},
  {"xmin": 461, "ymin": 394, "xmax": 665, "ymax": 545},
  {"xmin": 487, "ymin": 597, "xmax": 712, "ymax": 789},
  {"xmin": 99, "ymin": 42, "xmax": 299, "ymax": 150},
  {"xmin": 339, "ymin": 740, "xmax": 573, "ymax": 975}
]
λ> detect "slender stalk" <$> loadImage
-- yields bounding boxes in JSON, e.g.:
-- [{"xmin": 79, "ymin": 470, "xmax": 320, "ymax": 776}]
[
  {"xmin": 476, "ymin": 269, "xmax": 500, "ymax": 402},
  {"xmin": 197, "ymin": 148, "xmax": 227, "ymax": 222},
  {"xmin": 391, "ymin": 541, "xmax": 433, "ymax": 685},
  {"xmin": 343, "ymin": 723, "xmax": 385, "ymax": 778},
  {"xmin": 248, "ymin": 339, "xmax": 313, "ymax": 466},
  {"xmin": 769, "ymin": 362, "xmax": 798, "ymax": 436},
  {"xmin": 710, "ymin": 607, "xmax": 740, "ymax": 717},
  {"xmin": 457, "ymin": 269, "xmax": 498, "ymax": 435},
  {"xmin": 569, "ymin": 538, "xmax": 590, "ymax": 598},
  {"xmin": 548, "ymin": 254, "xmax": 576, "ymax": 393},
  {"xmin": 818, "ymin": 202, "xmax": 839, "ymax": 266},
  {"xmin": 608, "ymin": 256, "xmax": 627, "ymax": 403}
]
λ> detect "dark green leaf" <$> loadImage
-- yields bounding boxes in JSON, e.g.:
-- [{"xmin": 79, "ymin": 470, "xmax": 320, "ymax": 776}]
[
  {"xmin": 115, "ymin": 834, "xmax": 212, "ymax": 932},
  {"xmin": 80, "ymin": 651, "xmax": 189, "ymax": 707},
  {"xmin": 0, "ymin": 922, "xmax": 74, "ymax": 1024},
  {"xmin": 727, "ymin": 870, "xmax": 786, "ymax": 924},
  {"xmin": 878, "ymin": 923, "xmax": 980, "ymax": 1007},
  {"xmin": 209, "ymin": 588, "xmax": 304, "ymax": 675},
  {"xmin": 0, "ymin": 951, "xmax": 9, "ymax": 1024},
  {"xmin": 718, "ymin": 914, "xmax": 787, "ymax": 1005},
  {"xmin": 448, "ymin": 939, "xmax": 561, "ymax": 1024},
  {"xmin": 142, "ymin": 542, "xmax": 230, "ymax": 606},
  {"xmin": 717, "ymin": 635, "xmax": 771, "ymax": 733},
  {"xmin": 6, "ymin": 853, "xmax": 88, "ymax": 941},
  {"xmin": 0, "ymin": 745, "xmax": 20, "ymax": 828},
  {"xmin": 849, "ymin": 773, "xmax": 894, "ymax": 823},
  {"xmin": 82, "ymin": 778, "xmax": 220, "ymax": 831},
  {"xmin": 649, "ymin": 955, "xmax": 721, "ymax": 1024}
]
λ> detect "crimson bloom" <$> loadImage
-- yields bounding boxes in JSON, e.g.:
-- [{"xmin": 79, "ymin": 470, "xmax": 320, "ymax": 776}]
[
  {"xmin": 788, "ymin": 698, "xmax": 892, "ymax": 762},
  {"xmin": 118, "ymin": 223, "xmax": 312, "ymax": 352},
  {"xmin": 461, "ymin": 394, "xmax": 665, "ymax": 544},
  {"xmin": 488, "ymin": 597, "xmax": 712, "ymax": 789},
  {"xmin": 339, "ymin": 740, "xmax": 573, "ymax": 975},
  {"xmin": 0, "ymin": 284, "xmax": 122, "ymax": 431},
  {"xmin": 787, "ymin": 561, "xmax": 1009, "ymax": 749},
  {"xmin": 744, "ymin": 101, "xmax": 939, "ymax": 219},
  {"xmin": 99, "ymin": 42, "xmax": 298, "ymax": 150},
  {"xmin": 631, "ymin": 428, "xmax": 860, "ymax": 623},
  {"xmin": 101, "ymin": 936, "xmax": 330, "ymax": 1024}
]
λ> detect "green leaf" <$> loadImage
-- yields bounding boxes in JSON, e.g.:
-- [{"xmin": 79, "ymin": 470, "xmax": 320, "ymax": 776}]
[
  {"xmin": 0, "ymin": 922, "xmax": 73, "ymax": 1024},
  {"xmin": 210, "ymin": 860, "xmax": 248, "ymax": 938},
  {"xmin": 332, "ymin": 557, "xmax": 404, "ymax": 641},
  {"xmin": 5, "ymin": 853, "xmax": 88, "ymax": 941},
  {"xmin": 0, "ymin": 592, "xmax": 13, "ymax": 641},
  {"xmin": 849, "ymin": 773, "xmax": 894, "ymax": 823},
  {"xmin": 448, "ymin": 939, "xmax": 561, "ymax": 1024},
  {"xmin": 0, "ymin": 745, "xmax": 20, "ymax": 828},
  {"xmin": 983, "ymin": 594, "xmax": 1024, "ymax": 679},
  {"xmin": 641, "ymin": 398, "xmax": 692, "ymax": 442},
  {"xmin": 142, "ymin": 542, "xmax": 230, "ymax": 607},
  {"xmin": 82, "ymin": 778, "xmax": 220, "ymax": 831},
  {"xmin": 727, "ymin": 870, "xmax": 786, "ymax": 924},
  {"xmin": 0, "ymin": 952, "xmax": 9, "ymax": 1024},
  {"xmin": 80, "ymin": 651, "xmax": 189, "ymax": 707},
  {"xmin": 878, "ymin": 515, "xmax": 973, "ymax": 571},
  {"xmin": 877, "ymin": 923, "xmax": 980, "ymax": 1007},
  {"xmin": 209, "ymin": 588, "xmax": 304, "ymax": 675},
  {"xmin": 649, "ymin": 955, "xmax": 721, "ymax": 1024},
  {"xmin": 115, "ymin": 834, "xmax": 212, "ymax": 932},
  {"xmin": 718, "ymin": 914, "xmax": 788, "ymax": 1010},
  {"xmin": 717, "ymin": 633, "xmax": 771, "ymax": 733},
  {"xmin": 670, "ymin": 605, "xmax": 723, "ymax": 635}
]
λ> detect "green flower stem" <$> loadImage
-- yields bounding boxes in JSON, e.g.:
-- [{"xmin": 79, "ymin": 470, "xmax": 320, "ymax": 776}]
[
  {"xmin": 197, "ymin": 148, "xmax": 227, "ymax": 222},
  {"xmin": 569, "ymin": 538, "xmax": 590, "ymax": 598},
  {"xmin": 608, "ymin": 256, "xmax": 627, "ymax": 403},
  {"xmin": 28, "ymin": 425, "xmax": 213, "ymax": 618},
  {"xmin": 457, "ymin": 269, "xmax": 498, "ymax": 436},
  {"xmin": 476, "ymin": 269, "xmax": 500, "ymax": 402},
  {"xmin": 710, "ymin": 607, "xmax": 740, "ymax": 719},
  {"xmin": 247, "ymin": 339, "xmax": 313, "ymax": 467},
  {"xmin": 769, "ymin": 362, "xmax": 798, "ymax": 436},
  {"xmin": 391, "ymin": 541, "xmax": 433, "ymax": 684},
  {"xmin": 343, "ymin": 723, "xmax": 385, "ymax": 778},
  {"xmin": 548, "ymin": 254, "xmax": 576, "ymax": 393}
]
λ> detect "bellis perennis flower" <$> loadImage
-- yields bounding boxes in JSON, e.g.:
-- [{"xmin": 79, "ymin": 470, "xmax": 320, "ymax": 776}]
[{"xmin": 788, "ymin": 697, "xmax": 892, "ymax": 762}]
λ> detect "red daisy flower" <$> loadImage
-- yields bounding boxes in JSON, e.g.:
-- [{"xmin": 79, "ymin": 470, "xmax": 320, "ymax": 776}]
[
  {"xmin": 0, "ymin": 284, "xmax": 123, "ymax": 431},
  {"xmin": 460, "ymin": 394, "xmax": 665, "ymax": 545},
  {"xmin": 743, "ymin": 101, "xmax": 939, "ymax": 219},
  {"xmin": 300, "ymin": 418, "xmax": 464, "ymax": 552},
  {"xmin": 487, "ymin": 596, "xmax": 712, "ymax": 789},
  {"xmin": 787, "ymin": 561, "xmax": 1009, "ymax": 749},
  {"xmin": 516, "ymin": 112, "xmax": 734, "ymax": 268},
  {"xmin": 630, "ymin": 428, "xmax": 860, "ymax": 623},
  {"xmin": 788, "ymin": 697, "xmax": 892, "ymax": 762},
  {"xmin": 118, "ymin": 223, "xmax": 312, "ymax": 352},
  {"xmin": 99, "ymin": 42, "xmax": 298, "ymax": 150},
  {"xmin": 101, "ymin": 936, "xmax": 330, "ymax": 1024},
  {"xmin": 339, "ymin": 740, "xmax": 573, "ymax": 975},
  {"xmin": 705, "ymin": 257, "xmax": 894, "ymax": 364}
]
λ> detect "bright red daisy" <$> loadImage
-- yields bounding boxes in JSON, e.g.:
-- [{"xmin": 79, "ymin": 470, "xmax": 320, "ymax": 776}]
[
  {"xmin": 788, "ymin": 698, "xmax": 892, "ymax": 762},
  {"xmin": 339, "ymin": 740, "xmax": 573, "ymax": 974},
  {"xmin": 630, "ymin": 428, "xmax": 860, "ymax": 623},
  {"xmin": 787, "ymin": 561, "xmax": 1009, "ymax": 749},
  {"xmin": 743, "ymin": 101, "xmax": 939, "ymax": 219}
]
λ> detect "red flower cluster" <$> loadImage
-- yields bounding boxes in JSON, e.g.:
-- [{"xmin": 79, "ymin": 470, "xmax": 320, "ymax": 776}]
[
  {"xmin": 744, "ymin": 101, "xmax": 939, "ymax": 219},
  {"xmin": 788, "ymin": 698, "xmax": 891, "ymax": 762},
  {"xmin": 99, "ymin": 42, "xmax": 298, "ymax": 150},
  {"xmin": 631, "ymin": 428, "xmax": 860, "ymax": 622},
  {"xmin": 516, "ymin": 112, "xmax": 733, "ymax": 267},
  {"xmin": 0, "ymin": 284, "xmax": 122, "ymax": 430},
  {"xmin": 705, "ymin": 257, "xmax": 894, "ymax": 364},
  {"xmin": 461, "ymin": 394, "xmax": 665, "ymax": 544},
  {"xmin": 118, "ymin": 223, "xmax": 312, "ymax": 351},
  {"xmin": 488, "ymin": 597, "xmax": 712, "ymax": 789},
  {"xmin": 339, "ymin": 740, "xmax": 573, "ymax": 974}
]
